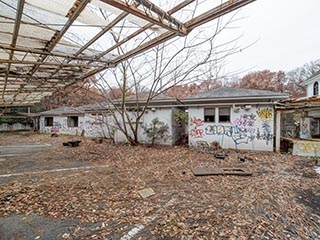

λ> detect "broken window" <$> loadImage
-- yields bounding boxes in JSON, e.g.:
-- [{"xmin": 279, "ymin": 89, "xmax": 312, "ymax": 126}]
[
  {"xmin": 219, "ymin": 107, "xmax": 230, "ymax": 123},
  {"xmin": 314, "ymin": 82, "xmax": 319, "ymax": 96},
  {"xmin": 44, "ymin": 117, "xmax": 53, "ymax": 127},
  {"xmin": 204, "ymin": 108, "xmax": 215, "ymax": 122},
  {"xmin": 67, "ymin": 116, "xmax": 79, "ymax": 127}
]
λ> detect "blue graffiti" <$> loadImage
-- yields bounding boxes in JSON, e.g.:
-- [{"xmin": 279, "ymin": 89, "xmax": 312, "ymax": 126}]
[
  {"xmin": 256, "ymin": 121, "xmax": 273, "ymax": 145},
  {"xmin": 205, "ymin": 124, "xmax": 255, "ymax": 149}
]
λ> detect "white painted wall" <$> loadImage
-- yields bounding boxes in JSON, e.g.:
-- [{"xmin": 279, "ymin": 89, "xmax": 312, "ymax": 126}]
[
  {"xmin": 39, "ymin": 107, "xmax": 176, "ymax": 145},
  {"xmin": 40, "ymin": 115, "xmax": 86, "ymax": 136},
  {"xmin": 114, "ymin": 108, "xmax": 174, "ymax": 145},
  {"xmin": 305, "ymin": 75, "xmax": 320, "ymax": 97},
  {"xmin": 83, "ymin": 114, "xmax": 115, "ymax": 138},
  {"xmin": 188, "ymin": 105, "xmax": 274, "ymax": 151}
]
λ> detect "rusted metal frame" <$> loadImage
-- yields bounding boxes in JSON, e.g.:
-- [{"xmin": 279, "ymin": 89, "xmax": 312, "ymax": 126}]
[
  {"xmin": 26, "ymin": 0, "xmax": 91, "ymax": 78},
  {"xmin": 0, "ymin": 45, "xmax": 112, "ymax": 64},
  {"xmin": 2, "ymin": 0, "xmax": 194, "ymax": 97},
  {"xmin": 95, "ymin": 0, "xmax": 195, "ymax": 60},
  {"xmin": 186, "ymin": 0, "xmax": 256, "ymax": 32},
  {"xmin": 114, "ymin": 30, "xmax": 175, "ymax": 64},
  {"xmin": 0, "ymin": 59, "xmax": 100, "ymax": 68},
  {"xmin": 81, "ymin": 0, "xmax": 195, "ymax": 79},
  {"xmin": 19, "ymin": 4, "xmax": 129, "ymax": 104},
  {"xmin": 100, "ymin": 0, "xmax": 187, "ymax": 36},
  {"xmin": 17, "ymin": 0, "xmax": 91, "ymax": 104},
  {"xmin": 74, "ymin": 11, "xmax": 130, "ymax": 57},
  {"xmin": 2, "ymin": 0, "xmax": 25, "ymax": 100},
  {"xmin": 80, "ymin": 30, "xmax": 175, "ymax": 80},
  {"xmin": 48, "ymin": 2, "xmax": 138, "ymax": 80},
  {"xmin": 135, "ymin": 0, "xmax": 185, "ymax": 32},
  {"xmin": 108, "ymin": 0, "xmax": 256, "ymax": 65}
]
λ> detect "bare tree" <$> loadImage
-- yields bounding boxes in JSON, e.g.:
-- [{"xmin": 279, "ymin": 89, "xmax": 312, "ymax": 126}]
[{"xmin": 87, "ymin": 5, "xmax": 245, "ymax": 145}]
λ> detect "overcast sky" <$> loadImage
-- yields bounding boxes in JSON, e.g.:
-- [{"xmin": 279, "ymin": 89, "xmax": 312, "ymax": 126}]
[{"xmin": 220, "ymin": 0, "xmax": 320, "ymax": 76}]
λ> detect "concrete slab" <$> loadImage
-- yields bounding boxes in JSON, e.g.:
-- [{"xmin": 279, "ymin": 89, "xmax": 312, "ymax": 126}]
[
  {"xmin": 0, "ymin": 144, "xmax": 52, "ymax": 157},
  {"xmin": 138, "ymin": 188, "xmax": 155, "ymax": 199}
]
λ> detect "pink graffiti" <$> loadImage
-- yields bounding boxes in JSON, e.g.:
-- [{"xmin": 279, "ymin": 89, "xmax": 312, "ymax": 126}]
[
  {"xmin": 190, "ymin": 128, "xmax": 204, "ymax": 138},
  {"xmin": 190, "ymin": 117, "xmax": 204, "ymax": 127}
]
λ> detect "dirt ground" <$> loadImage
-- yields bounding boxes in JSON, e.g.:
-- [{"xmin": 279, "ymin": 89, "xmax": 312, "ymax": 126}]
[{"xmin": 0, "ymin": 132, "xmax": 319, "ymax": 239}]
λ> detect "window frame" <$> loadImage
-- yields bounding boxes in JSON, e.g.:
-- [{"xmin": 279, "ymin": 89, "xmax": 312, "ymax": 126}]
[
  {"xmin": 218, "ymin": 107, "xmax": 231, "ymax": 123},
  {"xmin": 204, "ymin": 108, "xmax": 215, "ymax": 123},
  {"xmin": 44, "ymin": 117, "xmax": 53, "ymax": 127},
  {"xmin": 313, "ymin": 81, "xmax": 319, "ymax": 96},
  {"xmin": 67, "ymin": 116, "xmax": 79, "ymax": 127}
]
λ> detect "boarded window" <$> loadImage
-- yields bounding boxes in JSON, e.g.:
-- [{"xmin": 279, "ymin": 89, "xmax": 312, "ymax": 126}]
[
  {"xmin": 219, "ymin": 107, "xmax": 230, "ymax": 122},
  {"xmin": 67, "ymin": 116, "xmax": 79, "ymax": 127},
  {"xmin": 204, "ymin": 108, "xmax": 215, "ymax": 122},
  {"xmin": 44, "ymin": 117, "xmax": 53, "ymax": 127}
]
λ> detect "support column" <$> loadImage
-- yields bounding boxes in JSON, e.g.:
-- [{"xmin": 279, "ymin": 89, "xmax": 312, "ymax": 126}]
[{"xmin": 275, "ymin": 110, "xmax": 281, "ymax": 153}]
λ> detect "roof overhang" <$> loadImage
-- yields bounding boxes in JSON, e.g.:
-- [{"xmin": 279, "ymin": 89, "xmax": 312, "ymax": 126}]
[{"xmin": 0, "ymin": 0, "xmax": 256, "ymax": 107}]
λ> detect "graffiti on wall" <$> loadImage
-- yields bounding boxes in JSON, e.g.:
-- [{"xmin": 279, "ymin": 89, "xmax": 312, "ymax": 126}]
[
  {"xmin": 300, "ymin": 118, "xmax": 311, "ymax": 139},
  {"xmin": 51, "ymin": 121, "xmax": 61, "ymax": 132},
  {"xmin": 190, "ymin": 117, "xmax": 204, "ymax": 138},
  {"xmin": 256, "ymin": 121, "xmax": 273, "ymax": 145},
  {"xmin": 190, "ymin": 110, "xmax": 273, "ymax": 149},
  {"xmin": 205, "ymin": 124, "xmax": 255, "ymax": 147},
  {"xmin": 53, "ymin": 121, "xmax": 62, "ymax": 128},
  {"xmin": 256, "ymin": 108, "xmax": 272, "ymax": 121},
  {"xmin": 233, "ymin": 114, "xmax": 256, "ymax": 130},
  {"xmin": 293, "ymin": 140, "xmax": 320, "ymax": 157}
]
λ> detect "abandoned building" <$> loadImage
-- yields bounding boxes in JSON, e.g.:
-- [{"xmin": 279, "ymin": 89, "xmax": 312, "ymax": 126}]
[
  {"xmin": 184, "ymin": 87, "xmax": 288, "ymax": 152},
  {"xmin": 40, "ymin": 95, "xmax": 187, "ymax": 145},
  {"xmin": 40, "ymin": 87, "xmax": 289, "ymax": 152},
  {"xmin": 280, "ymin": 70, "xmax": 320, "ymax": 156}
]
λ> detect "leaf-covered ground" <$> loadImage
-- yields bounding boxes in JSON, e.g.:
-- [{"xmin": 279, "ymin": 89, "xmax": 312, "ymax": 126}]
[{"xmin": 0, "ymin": 132, "xmax": 319, "ymax": 239}]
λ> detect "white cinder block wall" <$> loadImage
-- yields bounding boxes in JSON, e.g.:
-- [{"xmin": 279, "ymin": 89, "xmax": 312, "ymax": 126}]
[
  {"xmin": 188, "ymin": 105, "xmax": 274, "ymax": 151},
  {"xmin": 114, "ymin": 108, "xmax": 174, "ymax": 145}
]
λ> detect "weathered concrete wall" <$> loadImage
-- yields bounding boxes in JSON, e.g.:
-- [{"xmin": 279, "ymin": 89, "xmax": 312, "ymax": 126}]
[
  {"xmin": 0, "ymin": 123, "xmax": 32, "ymax": 132},
  {"xmin": 40, "ymin": 116, "xmax": 85, "ymax": 136},
  {"xmin": 293, "ymin": 139, "xmax": 320, "ymax": 157},
  {"xmin": 83, "ymin": 114, "xmax": 114, "ymax": 138},
  {"xmin": 40, "ymin": 108, "xmax": 175, "ymax": 144},
  {"xmin": 114, "ymin": 108, "xmax": 174, "ymax": 145},
  {"xmin": 188, "ymin": 105, "xmax": 274, "ymax": 151}
]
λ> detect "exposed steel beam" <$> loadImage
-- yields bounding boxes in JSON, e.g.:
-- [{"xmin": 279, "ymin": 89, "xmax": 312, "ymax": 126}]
[
  {"xmin": 17, "ymin": 0, "xmax": 91, "ymax": 104},
  {"xmin": 95, "ymin": 0, "xmax": 196, "ymax": 60},
  {"xmin": 112, "ymin": 0, "xmax": 256, "ymax": 64},
  {"xmin": 81, "ymin": 0, "xmax": 196, "ymax": 79},
  {"xmin": 186, "ymin": 0, "xmax": 257, "ymax": 32},
  {"xmin": 27, "ymin": 0, "xmax": 91, "ymax": 77},
  {"xmin": 2, "ymin": 0, "xmax": 25, "ymax": 100},
  {"xmin": 0, "ymin": 44, "xmax": 113, "ymax": 64},
  {"xmin": 99, "ymin": 0, "xmax": 187, "ymax": 36},
  {"xmin": 0, "ymin": 59, "xmax": 100, "ymax": 68}
]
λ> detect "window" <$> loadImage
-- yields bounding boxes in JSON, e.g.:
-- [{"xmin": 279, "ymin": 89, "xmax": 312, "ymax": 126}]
[
  {"xmin": 314, "ymin": 82, "xmax": 319, "ymax": 96},
  {"xmin": 204, "ymin": 108, "xmax": 215, "ymax": 122},
  {"xmin": 67, "ymin": 116, "xmax": 79, "ymax": 127},
  {"xmin": 219, "ymin": 107, "xmax": 230, "ymax": 122},
  {"xmin": 44, "ymin": 117, "xmax": 53, "ymax": 127}
]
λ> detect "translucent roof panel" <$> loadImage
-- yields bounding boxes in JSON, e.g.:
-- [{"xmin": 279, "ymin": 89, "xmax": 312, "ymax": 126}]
[{"xmin": 0, "ymin": 0, "xmax": 255, "ymax": 106}]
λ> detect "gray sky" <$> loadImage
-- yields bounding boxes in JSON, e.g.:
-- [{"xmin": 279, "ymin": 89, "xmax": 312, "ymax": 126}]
[{"xmin": 222, "ymin": 0, "xmax": 320, "ymax": 76}]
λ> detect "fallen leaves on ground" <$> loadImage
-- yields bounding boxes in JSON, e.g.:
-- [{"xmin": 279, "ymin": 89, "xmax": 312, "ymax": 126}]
[{"xmin": 0, "ymin": 132, "xmax": 319, "ymax": 239}]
